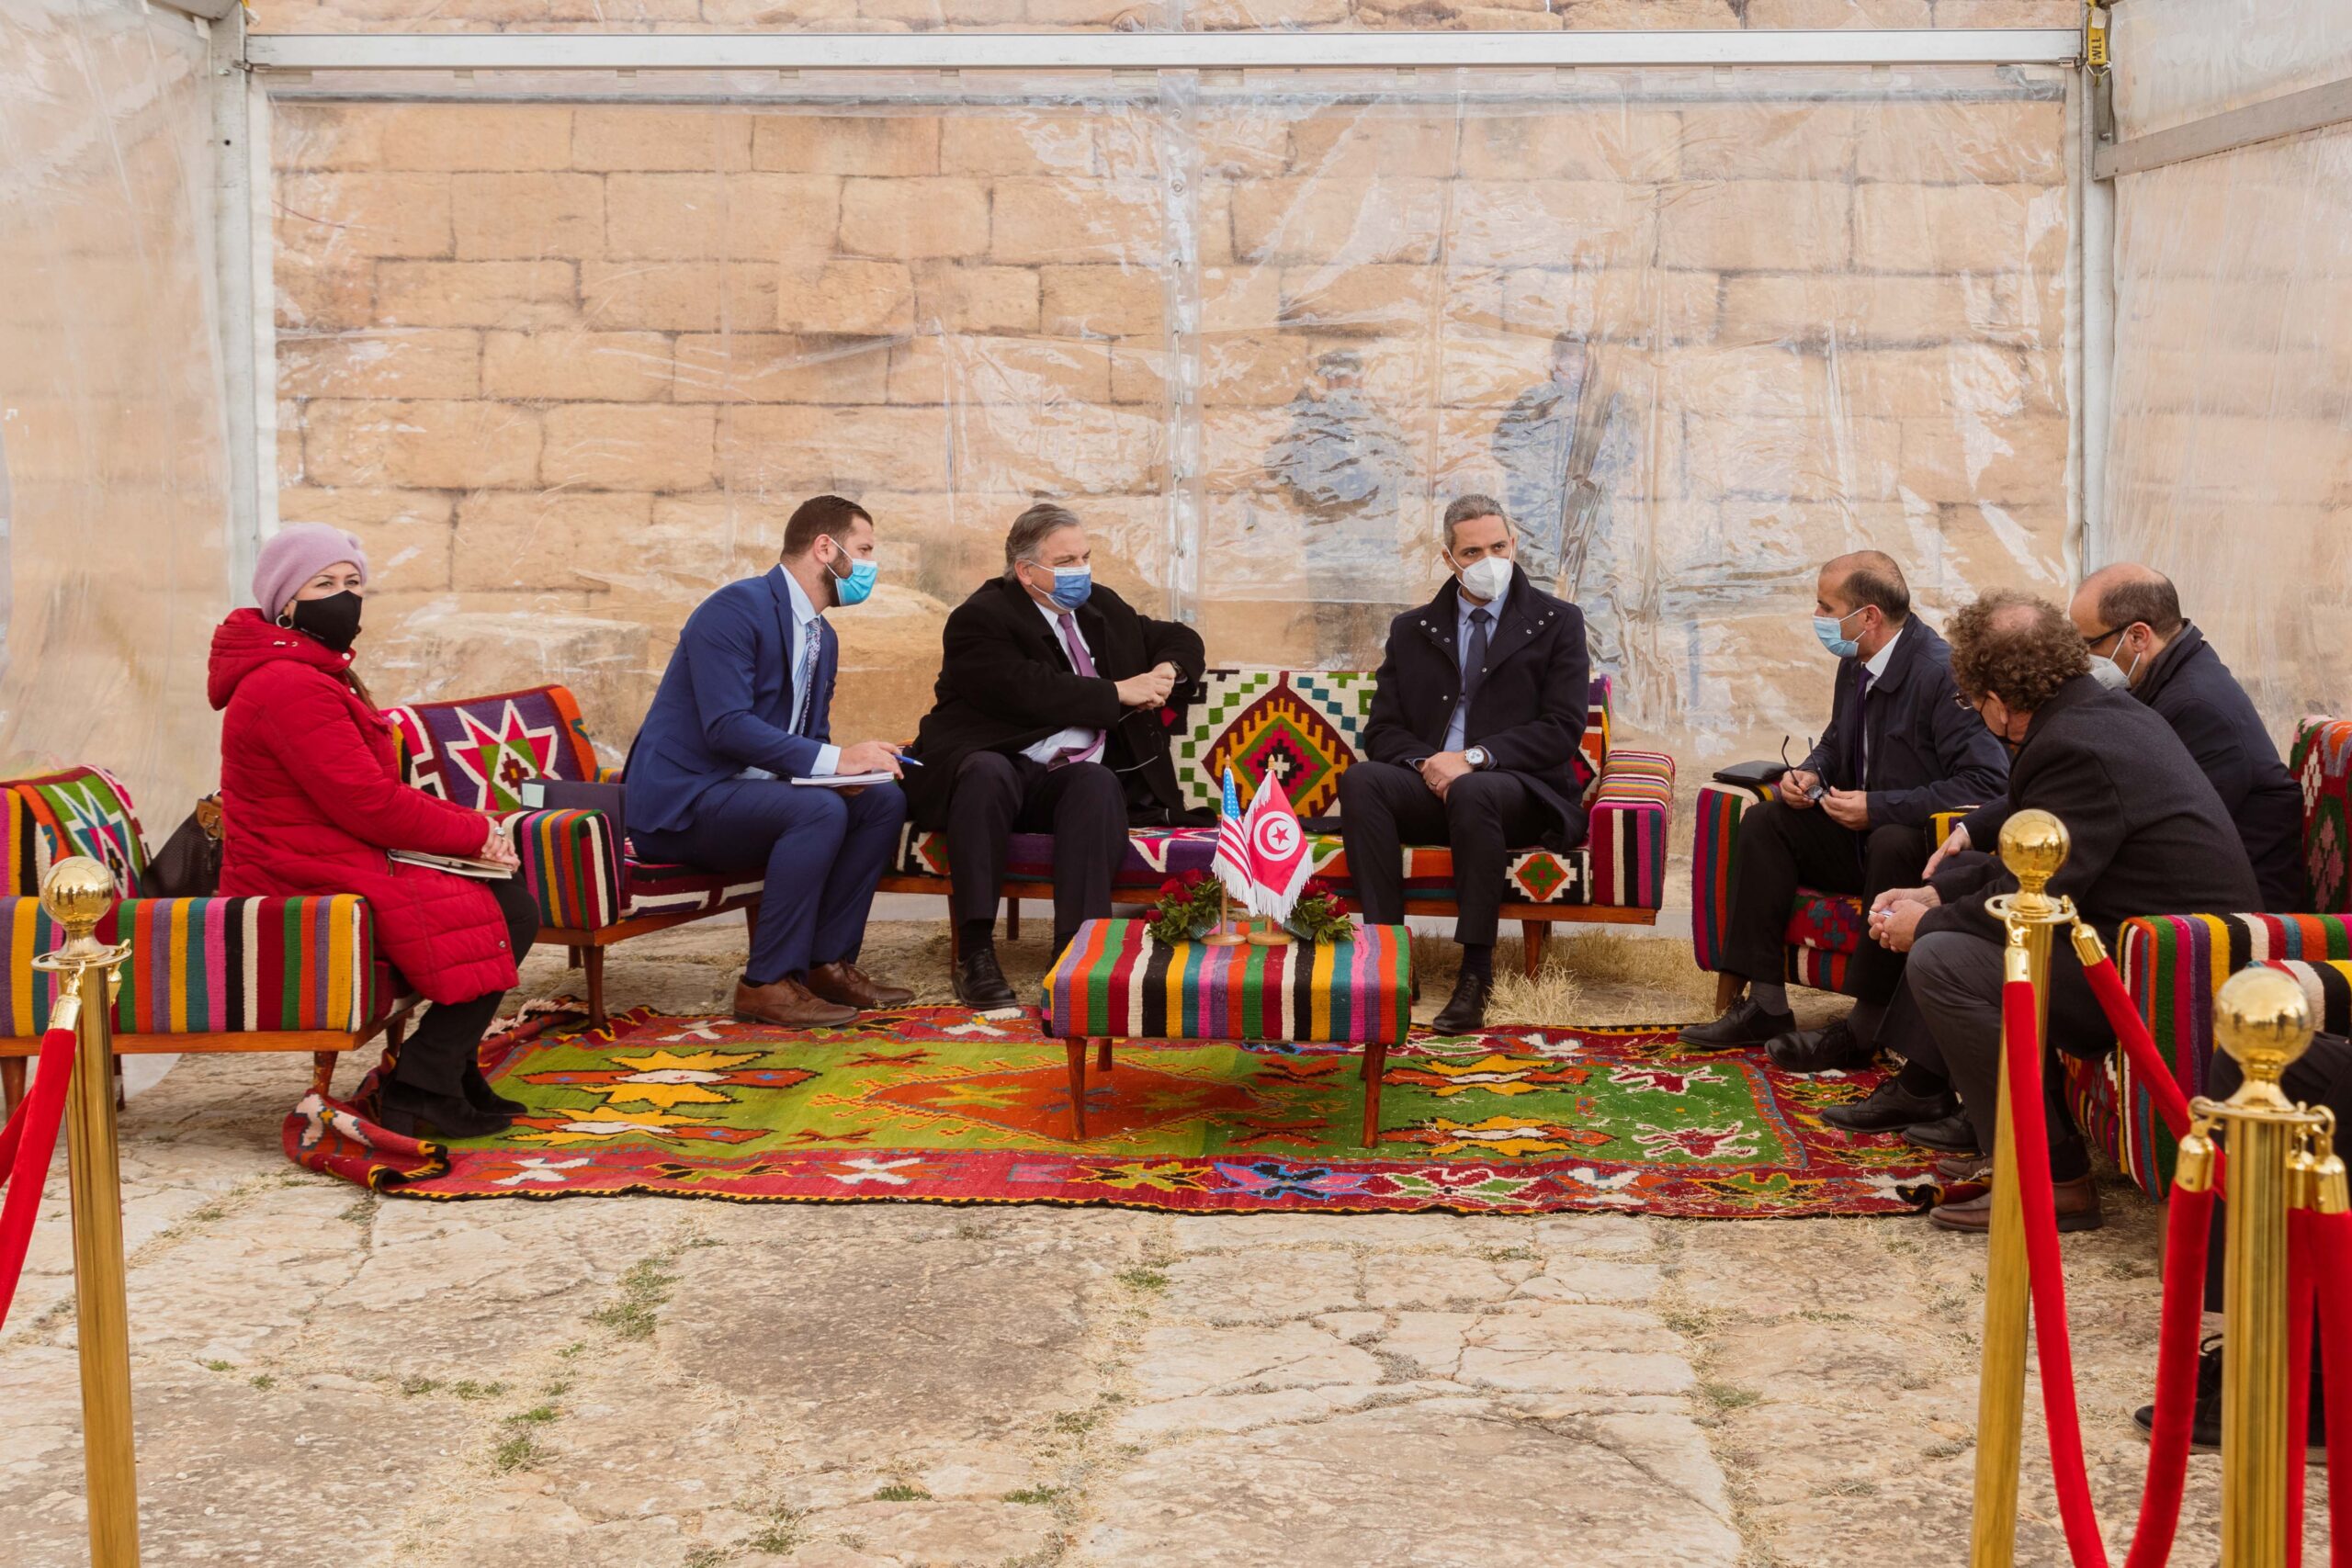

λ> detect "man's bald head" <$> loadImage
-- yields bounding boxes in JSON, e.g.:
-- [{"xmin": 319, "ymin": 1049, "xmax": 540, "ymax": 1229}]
[
  {"xmin": 2067, "ymin": 562, "xmax": 2183, "ymax": 689},
  {"xmin": 1818, "ymin": 550, "xmax": 1911, "ymax": 626}
]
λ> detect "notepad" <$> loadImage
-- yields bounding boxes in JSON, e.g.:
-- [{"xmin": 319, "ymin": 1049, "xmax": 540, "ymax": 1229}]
[
  {"xmin": 791, "ymin": 773, "xmax": 897, "ymax": 789},
  {"xmin": 389, "ymin": 849, "xmax": 518, "ymax": 880}
]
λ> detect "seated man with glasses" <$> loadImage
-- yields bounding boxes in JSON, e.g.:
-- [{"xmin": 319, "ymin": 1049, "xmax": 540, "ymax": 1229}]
[
  {"xmin": 1922, "ymin": 562, "xmax": 2303, "ymax": 914},
  {"xmin": 1680, "ymin": 551, "xmax": 2011, "ymax": 1068}
]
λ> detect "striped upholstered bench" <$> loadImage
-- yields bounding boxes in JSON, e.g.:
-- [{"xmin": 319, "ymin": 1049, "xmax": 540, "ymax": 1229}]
[
  {"xmin": 881, "ymin": 671, "xmax": 1676, "ymax": 976},
  {"xmin": 2068, "ymin": 716, "xmax": 2352, "ymax": 1199},
  {"xmin": 0, "ymin": 766, "xmax": 418, "ymax": 1113}
]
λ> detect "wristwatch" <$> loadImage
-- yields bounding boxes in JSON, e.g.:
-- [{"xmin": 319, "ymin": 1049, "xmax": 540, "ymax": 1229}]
[{"xmin": 1464, "ymin": 747, "xmax": 1490, "ymax": 771}]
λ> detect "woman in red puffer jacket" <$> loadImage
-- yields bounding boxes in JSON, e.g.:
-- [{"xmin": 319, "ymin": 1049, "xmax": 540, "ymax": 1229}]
[{"xmin": 210, "ymin": 524, "xmax": 537, "ymax": 1140}]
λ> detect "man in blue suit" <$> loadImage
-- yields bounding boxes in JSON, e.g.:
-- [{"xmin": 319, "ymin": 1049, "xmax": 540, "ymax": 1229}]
[{"xmin": 626, "ymin": 494, "xmax": 912, "ymax": 1028}]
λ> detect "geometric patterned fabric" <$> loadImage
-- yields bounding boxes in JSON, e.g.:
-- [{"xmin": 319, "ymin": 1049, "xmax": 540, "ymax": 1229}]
[
  {"xmin": 391, "ymin": 683, "xmax": 760, "ymax": 934},
  {"xmin": 3, "ymin": 766, "xmax": 151, "ymax": 898},
  {"xmin": 898, "ymin": 669, "xmax": 1671, "ymax": 913},
  {"xmin": 286, "ymin": 1005, "xmax": 1934, "ymax": 1218},
  {"xmin": 1040, "ymin": 919, "xmax": 1412, "ymax": 1043}
]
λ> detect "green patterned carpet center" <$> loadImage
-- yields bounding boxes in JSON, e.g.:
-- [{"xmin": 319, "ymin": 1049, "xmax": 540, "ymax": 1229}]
[{"xmin": 289, "ymin": 1006, "xmax": 1935, "ymax": 1216}]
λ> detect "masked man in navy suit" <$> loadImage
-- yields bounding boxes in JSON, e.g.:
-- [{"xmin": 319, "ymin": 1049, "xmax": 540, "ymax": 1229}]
[{"xmin": 626, "ymin": 495, "xmax": 912, "ymax": 1028}]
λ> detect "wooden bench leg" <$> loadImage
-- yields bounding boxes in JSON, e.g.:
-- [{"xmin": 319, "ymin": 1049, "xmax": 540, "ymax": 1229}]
[
  {"xmin": 1520, "ymin": 919, "xmax": 1549, "ymax": 980},
  {"xmin": 114, "ymin": 1055, "xmax": 126, "ymax": 1111},
  {"xmin": 583, "ymin": 947, "xmax": 607, "ymax": 1026},
  {"xmin": 1, "ymin": 1057, "xmax": 23, "ymax": 1118},
  {"xmin": 1096, "ymin": 1037, "xmax": 1113, "ymax": 1076},
  {"xmin": 1361, "ymin": 1040, "xmax": 1388, "ymax": 1149},
  {"xmin": 311, "ymin": 1052, "xmax": 336, "ymax": 1098},
  {"xmin": 1714, "ymin": 972, "xmax": 1742, "ymax": 1013},
  {"xmin": 1006, "ymin": 897, "xmax": 1022, "ymax": 942},
  {"xmin": 1066, "ymin": 1038, "xmax": 1091, "ymax": 1139},
  {"xmin": 567, "ymin": 944, "xmax": 584, "ymax": 969}
]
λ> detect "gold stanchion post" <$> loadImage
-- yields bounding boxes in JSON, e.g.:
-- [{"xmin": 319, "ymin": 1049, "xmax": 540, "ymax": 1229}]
[
  {"xmin": 1968, "ymin": 808, "xmax": 2075, "ymax": 1568},
  {"xmin": 32, "ymin": 857, "xmax": 142, "ymax": 1567},
  {"xmin": 2198, "ymin": 964, "xmax": 2321, "ymax": 1568}
]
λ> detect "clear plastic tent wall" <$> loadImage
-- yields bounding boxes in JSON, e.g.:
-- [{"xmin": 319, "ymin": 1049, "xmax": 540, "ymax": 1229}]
[
  {"xmin": 269, "ymin": 66, "xmax": 2076, "ymax": 774},
  {"xmin": 0, "ymin": 0, "xmax": 230, "ymax": 817},
  {"xmin": 2105, "ymin": 0, "xmax": 2352, "ymax": 729}
]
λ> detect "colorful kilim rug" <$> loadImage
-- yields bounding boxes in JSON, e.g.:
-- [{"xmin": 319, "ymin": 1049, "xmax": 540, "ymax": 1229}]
[{"xmin": 285, "ymin": 1006, "xmax": 1936, "ymax": 1217}]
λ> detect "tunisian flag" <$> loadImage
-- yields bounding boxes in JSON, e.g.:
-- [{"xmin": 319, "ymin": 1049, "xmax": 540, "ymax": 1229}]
[{"xmin": 1240, "ymin": 772, "xmax": 1315, "ymax": 923}]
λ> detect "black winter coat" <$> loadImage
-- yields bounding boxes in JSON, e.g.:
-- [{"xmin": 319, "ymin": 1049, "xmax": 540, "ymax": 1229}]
[
  {"xmin": 1361, "ymin": 566, "xmax": 1593, "ymax": 850},
  {"xmin": 904, "ymin": 577, "xmax": 1205, "ymax": 829},
  {"xmin": 1799, "ymin": 618, "xmax": 2011, "ymax": 829},
  {"xmin": 1958, "ymin": 625, "xmax": 2304, "ymax": 912},
  {"xmin": 1922, "ymin": 675, "xmax": 2261, "ymax": 1055}
]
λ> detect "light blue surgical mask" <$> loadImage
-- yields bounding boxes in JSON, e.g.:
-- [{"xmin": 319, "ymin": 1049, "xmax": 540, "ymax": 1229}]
[
  {"xmin": 1813, "ymin": 607, "xmax": 1864, "ymax": 660},
  {"xmin": 1039, "ymin": 564, "xmax": 1092, "ymax": 612},
  {"xmin": 823, "ymin": 537, "xmax": 876, "ymax": 607}
]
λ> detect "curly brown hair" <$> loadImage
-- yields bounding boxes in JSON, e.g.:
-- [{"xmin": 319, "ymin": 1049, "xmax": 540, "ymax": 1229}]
[{"xmin": 1948, "ymin": 590, "xmax": 2088, "ymax": 712}]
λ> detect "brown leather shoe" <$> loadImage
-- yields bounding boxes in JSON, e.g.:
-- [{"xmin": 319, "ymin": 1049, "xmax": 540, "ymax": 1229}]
[
  {"xmin": 1935, "ymin": 1153, "xmax": 1994, "ymax": 1184},
  {"xmin": 732, "ymin": 976, "xmax": 856, "ymax": 1030},
  {"xmin": 805, "ymin": 960, "xmax": 913, "ymax": 1011},
  {"xmin": 1930, "ymin": 1171, "xmax": 2103, "ymax": 1234}
]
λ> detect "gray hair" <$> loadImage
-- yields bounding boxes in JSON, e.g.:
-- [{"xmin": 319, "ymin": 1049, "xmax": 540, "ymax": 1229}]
[
  {"xmin": 1441, "ymin": 493, "xmax": 1510, "ymax": 553},
  {"xmin": 1003, "ymin": 501, "xmax": 1085, "ymax": 581}
]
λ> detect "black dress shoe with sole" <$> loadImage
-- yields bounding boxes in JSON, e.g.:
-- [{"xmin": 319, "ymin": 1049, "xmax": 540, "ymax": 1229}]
[
  {"xmin": 1678, "ymin": 996, "xmax": 1796, "ymax": 1051},
  {"xmin": 1820, "ymin": 1077, "xmax": 1959, "ymax": 1134},
  {"xmin": 1905, "ymin": 1111, "xmax": 1984, "ymax": 1155},
  {"xmin": 1430, "ymin": 971, "xmax": 1492, "ymax": 1034},
  {"xmin": 1765, "ymin": 1016, "xmax": 1872, "ymax": 1075},
  {"xmin": 954, "ymin": 945, "xmax": 1020, "ymax": 1010}
]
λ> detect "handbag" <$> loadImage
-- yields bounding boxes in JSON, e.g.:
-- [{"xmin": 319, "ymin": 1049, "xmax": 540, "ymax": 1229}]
[{"xmin": 144, "ymin": 795, "xmax": 223, "ymax": 898}]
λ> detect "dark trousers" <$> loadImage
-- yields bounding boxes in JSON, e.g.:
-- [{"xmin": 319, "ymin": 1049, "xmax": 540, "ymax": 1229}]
[
  {"xmin": 1725, "ymin": 800, "xmax": 1927, "ymax": 1002},
  {"xmin": 1337, "ymin": 761, "xmax": 1554, "ymax": 948},
  {"xmin": 944, "ymin": 751, "xmax": 1125, "ymax": 947},
  {"xmin": 1902, "ymin": 929, "xmax": 2092, "ymax": 1180},
  {"xmin": 633, "ymin": 777, "xmax": 905, "ymax": 986},
  {"xmin": 395, "ymin": 869, "xmax": 539, "ymax": 1097}
]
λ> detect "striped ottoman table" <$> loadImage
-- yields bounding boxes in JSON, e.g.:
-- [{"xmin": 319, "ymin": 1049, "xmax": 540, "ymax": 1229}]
[{"xmin": 1039, "ymin": 917, "xmax": 1414, "ymax": 1145}]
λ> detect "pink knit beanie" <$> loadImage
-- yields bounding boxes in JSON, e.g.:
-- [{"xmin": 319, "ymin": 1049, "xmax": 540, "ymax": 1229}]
[{"xmin": 254, "ymin": 524, "xmax": 369, "ymax": 621}]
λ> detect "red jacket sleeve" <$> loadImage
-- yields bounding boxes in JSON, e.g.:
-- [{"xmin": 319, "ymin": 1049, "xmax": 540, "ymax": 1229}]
[{"xmin": 243, "ymin": 665, "xmax": 490, "ymax": 858}]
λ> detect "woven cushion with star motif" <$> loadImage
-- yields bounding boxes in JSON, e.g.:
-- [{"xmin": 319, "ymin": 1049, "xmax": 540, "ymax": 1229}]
[
  {"xmin": 1782, "ymin": 889, "xmax": 1866, "ymax": 955},
  {"xmin": 2, "ymin": 765, "xmax": 151, "ymax": 898},
  {"xmin": 388, "ymin": 685, "xmax": 601, "ymax": 812}
]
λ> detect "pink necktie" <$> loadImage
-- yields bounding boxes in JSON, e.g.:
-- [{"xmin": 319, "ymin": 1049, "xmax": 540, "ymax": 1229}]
[{"xmin": 1053, "ymin": 613, "xmax": 1106, "ymax": 768}]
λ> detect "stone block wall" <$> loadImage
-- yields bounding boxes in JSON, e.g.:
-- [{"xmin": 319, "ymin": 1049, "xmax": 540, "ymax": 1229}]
[{"xmin": 274, "ymin": 73, "xmax": 2074, "ymax": 771}]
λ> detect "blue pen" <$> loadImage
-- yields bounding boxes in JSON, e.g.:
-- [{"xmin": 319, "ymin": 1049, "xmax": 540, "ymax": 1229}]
[{"xmin": 892, "ymin": 753, "xmax": 924, "ymax": 768}]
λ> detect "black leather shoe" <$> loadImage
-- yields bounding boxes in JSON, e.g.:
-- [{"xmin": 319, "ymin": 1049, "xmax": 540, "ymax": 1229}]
[
  {"xmin": 1678, "ymin": 996, "xmax": 1796, "ymax": 1051},
  {"xmin": 461, "ymin": 1058, "xmax": 528, "ymax": 1117},
  {"xmin": 1430, "ymin": 971, "xmax": 1491, "ymax": 1034},
  {"xmin": 1821, "ymin": 1077, "xmax": 1958, "ymax": 1134},
  {"xmin": 1765, "ymin": 1016, "xmax": 1872, "ymax": 1075},
  {"xmin": 375, "ymin": 1079, "xmax": 512, "ymax": 1141},
  {"xmin": 954, "ymin": 945, "xmax": 1019, "ymax": 1010},
  {"xmin": 2133, "ymin": 1338, "xmax": 2226, "ymax": 1453},
  {"xmin": 1905, "ymin": 1111, "xmax": 1984, "ymax": 1155}
]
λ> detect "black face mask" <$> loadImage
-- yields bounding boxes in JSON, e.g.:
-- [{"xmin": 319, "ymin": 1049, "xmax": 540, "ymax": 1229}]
[{"xmin": 288, "ymin": 591, "xmax": 363, "ymax": 653}]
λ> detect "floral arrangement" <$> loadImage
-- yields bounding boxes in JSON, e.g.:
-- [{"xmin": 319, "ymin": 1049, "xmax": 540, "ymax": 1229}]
[{"xmin": 1145, "ymin": 872, "xmax": 1358, "ymax": 945}]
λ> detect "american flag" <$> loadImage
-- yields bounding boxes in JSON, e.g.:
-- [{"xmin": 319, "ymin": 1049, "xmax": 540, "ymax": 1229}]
[{"xmin": 1212, "ymin": 766, "xmax": 1254, "ymax": 914}]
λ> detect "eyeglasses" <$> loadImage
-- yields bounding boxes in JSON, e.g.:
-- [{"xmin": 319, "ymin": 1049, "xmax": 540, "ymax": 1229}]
[
  {"xmin": 2081, "ymin": 625, "xmax": 2125, "ymax": 651},
  {"xmin": 1779, "ymin": 734, "xmax": 1814, "ymax": 771}
]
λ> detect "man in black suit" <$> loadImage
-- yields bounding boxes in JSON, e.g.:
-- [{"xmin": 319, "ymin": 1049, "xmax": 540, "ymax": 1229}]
[
  {"xmin": 1927, "ymin": 564, "xmax": 2303, "ymax": 913},
  {"xmin": 1339, "ymin": 494, "xmax": 1592, "ymax": 1033},
  {"xmin": 1839, "ymin": 591, "xmax": 2260, "ymax": 1234},
  {"xmin": 1680, "ymin": 551, "xmax": 2010, "ymax": 1067},
  {"xmin": 907, "ymin": 502, "xmax": 1205, "ymax": 1008}
]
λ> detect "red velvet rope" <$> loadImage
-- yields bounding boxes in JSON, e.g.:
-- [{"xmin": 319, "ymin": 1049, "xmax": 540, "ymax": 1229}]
[
  {"xmin": 2123, "ymin": 1176, "xmax": 2214, "ymax": 1568},
  {"xmin": 2002, "ymin": 975, "xmax": 2112, "ymax": 1568},
  {"xmin": 2077, "ymin": 943, "xmax": 2194, "ymax": 1138},
  {"xmin": 0, "ymin": 1023, "xmax": 80, "ymax": 1333},
  {"xmin": 2311, "ymin": 1208, "xmax": 2352, "ymax": 1567}
]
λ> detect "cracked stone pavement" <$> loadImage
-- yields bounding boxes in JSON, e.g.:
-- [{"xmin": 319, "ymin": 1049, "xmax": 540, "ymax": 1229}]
[{"xmin": 0, "ymin": 922, "xmax": 2309, "ymax": 1565}]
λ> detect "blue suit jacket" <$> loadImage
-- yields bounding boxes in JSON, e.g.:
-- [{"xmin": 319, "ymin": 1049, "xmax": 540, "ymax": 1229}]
[{"xmin": 625, "ymin": 567, "xmax": 837, "ymax": 836}]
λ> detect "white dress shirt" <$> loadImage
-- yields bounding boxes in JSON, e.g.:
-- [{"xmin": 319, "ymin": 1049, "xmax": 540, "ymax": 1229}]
[
  {"xmin": 1023, "ymin": 595, "xmax": 1106, "ymax": 765},
  {"xmin": 739, "ymin": 569, "xmax": 839, "ymax": 780},
  {"xmin": 1442, "ymin": 581, "xmax": 1500, "ymax": 755},
  {"xmin": 1856, "ymin": 625, "xmax": 1901, "ymax": 784}
]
